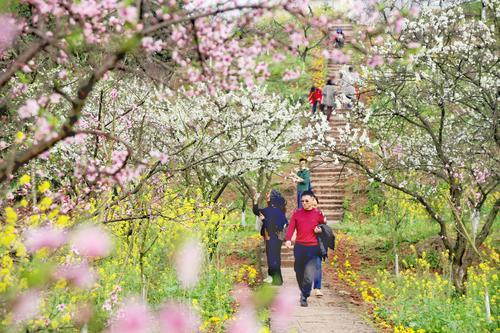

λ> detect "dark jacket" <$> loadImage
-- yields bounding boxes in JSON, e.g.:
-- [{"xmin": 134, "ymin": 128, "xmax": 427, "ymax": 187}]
[{"xmin": 317, "ymin": 224, "xmax": 335, "ymax": 260}]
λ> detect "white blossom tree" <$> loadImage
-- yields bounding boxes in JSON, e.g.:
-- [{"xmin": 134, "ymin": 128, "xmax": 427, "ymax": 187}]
[{"xmin": 317, "ymin": 2, "xmax": 499, "ymax": 292}]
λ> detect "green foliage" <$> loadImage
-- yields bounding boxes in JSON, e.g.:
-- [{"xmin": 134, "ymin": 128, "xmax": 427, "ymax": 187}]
[{"xmin": 362, "ymin": 181, "xmax": 385, "ymax": 215}]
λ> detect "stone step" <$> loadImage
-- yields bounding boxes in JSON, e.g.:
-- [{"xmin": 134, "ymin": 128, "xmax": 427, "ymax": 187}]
[
  {"xmin": 312, "ymin": 181, "xmax": 346, "ymax": 187},
  {"xmin": 315, "ymin": 193, "xmax": 344, "ymax": 200},
  {"xmin": 312, "ymin": 178, "xmax": 346, "ymax": 184},
  {"xmin": 311, "ymin": 169, "xmax": 346, "ymax": 175},
  {"xmin": 316, "ymin": 198, "xmax": 344, "ymax": 205}
]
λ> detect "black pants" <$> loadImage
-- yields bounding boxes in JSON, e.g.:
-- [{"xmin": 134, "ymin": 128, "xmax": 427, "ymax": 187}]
[
  {"xmin": 293, "ymin": 243, "xmax": 321, "ymax": 298},
  {"xmin": 266, "ymin": 236, "xmax": 283, "ymax": 285}
]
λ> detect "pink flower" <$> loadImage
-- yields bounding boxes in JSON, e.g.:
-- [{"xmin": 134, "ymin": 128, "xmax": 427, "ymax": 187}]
[
  {"xmin": 282, "ymin": 68, "xmax": 301, "ymax": 81},
  {"xmin": 157, "ymin": 302, "xmax": 200, "ymax": 333},
  {"xmin": 289, "ymin": 31, "xmax": 308, "ymax": 50},
  {"xmin": 119, "ymin": 6, "xmax": 138, "ymax": 23},
  {"xmin": 55, "ymin": 263, "xmax": 97, "ymax": 288},
  {"xmin": 151, "ymin": 151, "xmax": 169, "ymax": 165},
  {"xmin": 142, "ymin": 37, "xmax": 164, "ymax": 53},
  {"xmin": 49, "ymin": 93, "xmax": 61, "ymax": 103},
  {"xmin": 12, "ymin": 290, "xmax": 40, "ymax": 322},
  {"xmin": 226, "ymin": 309, "xmax": 260, "ymax": 333},
  {"xmin": 24, "ymin": 227, "xmax": 67, "ymax": 253},
  {"xmin": 393, "ymin": 17, "xmax": 406, "ymax": 33},
  {"xmin": 0, "ymin": 15, "xmax": 20, "ymax": 54},
  {"xmin": 174, "ymin": 239, "xmax": 203, "ymax": 288},
  {"xmin": 110, "ymin": 88, "xmax": 118, "ymax": 101},
  {"xmin": 18, "ymin": 99, "xmax": 40, "ymax": 119},
  {"xmin": 367, "ymin": 55, "xmax": 384, "ymax": 68},
  {"xmin": 71, "ymin": 224, "xmax": 112, "ymax": 258},
  {"xmin": 408, "ymin": 42, "xmax": 420, "ymax": 49},
  {"xmin": 230, "ymin": 283, "xmax": 253, "ymax": 307},
  {"xmin": 328, "ymin": 49, "xmax": 350, "ymax": 64},
  {"xmin": 270, "ymin": 287, "xmax": 296, "ymax": 331},
  {"xmin": 410, "ymin": 6, "xmax": 420, "ymax": 17},
  {"xmin": 110, "ymin": 300, "xmax": 153, "ymax": 333},
  {"xmin": 34, "ymin": 117, "xmax": 54, "ymax": 142},
  {"xmin": 272, "ymin": 53, "xmax": 286, "ymax": 62}
]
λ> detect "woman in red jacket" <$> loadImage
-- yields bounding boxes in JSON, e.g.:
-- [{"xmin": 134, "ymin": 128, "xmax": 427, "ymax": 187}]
[{"xmin": 308, "ymin": 86, "xmax": 322, "ymax": 115}]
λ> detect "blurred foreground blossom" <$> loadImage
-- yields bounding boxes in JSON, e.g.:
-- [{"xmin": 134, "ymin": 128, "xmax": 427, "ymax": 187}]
[
  {"xmin": 24, "ymin": 226, "xmax": 66, "ymax": 253},
  {"xmin": 0, "ymin": 15, "xmax": 20, "ymax": 54},
  {"xmin": 157, "ymin": 302, "xmax": 200, "ymax": 333},
  {"xmin": 230, "ymin": 283, "xmax": 253, "ymax": 307},
  {"xmin": 12, "ymin": 290, "xmax": 40, "ymax": 322},
  {"xmin": 226, "ymin": 308, "xmax": 260, "ymax": 333},
  {"xmin": 71, "ymin": 224, "xmax": 112, "ymax": 258},
  {"xmin": 55, "ymin": 263, "xmax": 97, "ymax": 288},
  {"xmin": 174, "ymin": 238, "xmax": 203, "ymax": 288},
  {"xmin": 109, "ymin": 300, "xmax": 153, "ymax": 333},
  {"xmin": 270, "ymin": 287, "xmax": 296, "ymax": 331}
]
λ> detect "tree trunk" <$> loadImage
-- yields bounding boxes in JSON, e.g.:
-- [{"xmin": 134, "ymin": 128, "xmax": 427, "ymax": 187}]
[{"xmin": 450, "ymin": 242, "xmax": 475, "ymax": 294}]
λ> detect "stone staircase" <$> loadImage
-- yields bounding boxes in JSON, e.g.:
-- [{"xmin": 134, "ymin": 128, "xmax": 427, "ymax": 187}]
[
  {"xmin": 311, "ymin": 29, "xmax": 353, "ymax": 222},
  {"xmin": 310, "ymin": 109, "xmax": 349, "ymax": 223}
]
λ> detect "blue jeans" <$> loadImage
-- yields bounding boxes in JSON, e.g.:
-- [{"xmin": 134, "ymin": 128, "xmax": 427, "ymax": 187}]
[
  {"xmin": 297, "ymin": 190, "xmax": 304, "ymax": 208},
  {"xmin": 314, "ymin": 256, "xmax": 322, "ymax": 289},
  {"xmin": 293, "ymin": 243, "xmax": 321, "ymax": 298},
  {"xmin": 312, "ymin": 101, "xmax": 318, "ymax": 114}
]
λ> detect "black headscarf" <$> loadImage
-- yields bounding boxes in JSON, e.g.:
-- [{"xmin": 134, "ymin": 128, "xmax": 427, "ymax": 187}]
[{"xmin": 268, "ymin": 189, "xmax": 286, "ymax": 214}]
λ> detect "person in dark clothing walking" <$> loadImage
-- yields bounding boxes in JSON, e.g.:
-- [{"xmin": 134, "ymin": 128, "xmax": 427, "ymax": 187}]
[
  {"xmin": 334, "ymin": 28, "xmax": 345, "ymax": 48},
  {"xmin": 285, "ymin": 191, "xmax": 325, "ymax": 307},
  {"xmin": 253, "ymin": 189, "xmax": 288, "ymax": 285}
]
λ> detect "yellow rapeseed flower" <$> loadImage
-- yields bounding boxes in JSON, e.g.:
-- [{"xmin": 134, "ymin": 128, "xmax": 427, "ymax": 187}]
[
  {"xmin": 38, "ymin": 197, "xmax": 53, "ymax": 211},
  {"xmin": 5, "ymin": 207, "xmax": 18, "ymax": 224},
  {"xmin": 38, "ymin": 181, "xmax": 51, "ymax": 193},
  {"xmin": 15, "ymin": 131, "xmax": 25, "ymax": 143},
  {"xmin": 19, "ymin": 174, "xmax": 31, "ymax": 185}
]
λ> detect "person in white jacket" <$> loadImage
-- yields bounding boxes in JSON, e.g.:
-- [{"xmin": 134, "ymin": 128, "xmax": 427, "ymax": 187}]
[{"xmin": 321, "ymin": 79, "xmax": 336, "ymax": 121}]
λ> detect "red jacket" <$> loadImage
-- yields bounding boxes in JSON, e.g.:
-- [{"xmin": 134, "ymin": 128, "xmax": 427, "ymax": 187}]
[
  {"xmin": 308, "ymin": 89, "xmax": 322, "ymax": 105},
  {"xmin": 286, "ymin": 208, "xmax": 325, "ymax": 246}
]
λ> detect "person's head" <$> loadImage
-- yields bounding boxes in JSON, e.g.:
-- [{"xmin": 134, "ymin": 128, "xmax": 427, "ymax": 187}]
[
  {"xmin": 299, "ymin": 158, "xmax": 307, "ymax": 169},
  {"xmin": 300, "ymin": 191, "xmax": 315, "ymax": 210},
  {"xmin": 348, "ymin": 66, "xmax": 353, "ymax": 72},
  {"xmin": 310, "ymin": 86, "xmax": 316, "ymax": 93},
  {"xmin": 339, "ymin": 72, "xmax": 343, "ymax": 79},
  {"xmin": 327, "ymin": 79, "xmax": 333, "ymax": 85},
  {"xmin": 268, "ymin": 189, "xmax": 287, "ymax": 213}
]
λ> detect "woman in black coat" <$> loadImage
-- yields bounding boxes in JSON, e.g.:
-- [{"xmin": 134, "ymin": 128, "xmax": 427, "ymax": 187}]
[{"xmin": 252, "ymin": 189, "xmax": 288, "ymax": 285}]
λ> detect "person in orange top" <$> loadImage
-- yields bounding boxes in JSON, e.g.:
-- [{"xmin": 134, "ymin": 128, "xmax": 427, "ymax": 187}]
[
  {"xmin": 285, "ymin": 190, "xmax": 325, "ymax": 307},
  {"xmin": 308, "ymin": 86, "xmax": 322, "ymax": 115}
]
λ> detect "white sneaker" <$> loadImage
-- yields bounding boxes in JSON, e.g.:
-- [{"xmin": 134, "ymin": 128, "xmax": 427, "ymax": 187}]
[
  {"xmin": 263, "ymin": 276, "xmax": 273, "ymax": 284},
  {"xmin": 314, "ymin": 289, "xmax": 323, "ymax": 297}
]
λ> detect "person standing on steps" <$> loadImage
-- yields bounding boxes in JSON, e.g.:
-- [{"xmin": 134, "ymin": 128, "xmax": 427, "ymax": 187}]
[
  {"xmin": 321, "ymin": 79, "xmax": 336, "ymax": 121},
  {"xmin": 252, "ymin": 189, "xmax": 288, "ymax": 285},
  {"xmin": 312, "ymin": 193, "xmax": 325, "ymax": 297},
  {"xmin": 285, "ymin": 191, "xmax": 325, "ymax": 307},
  {"xmin": 334, "ymin": 28, "xmax": 345, "ymax": 48},
  {"xmin": 308, "ymin": 86, "xmax": 322, "ymax": 115},
  {"xmin": 288, "ymin": 158, "xmax": 311, "ymax": 209}
]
